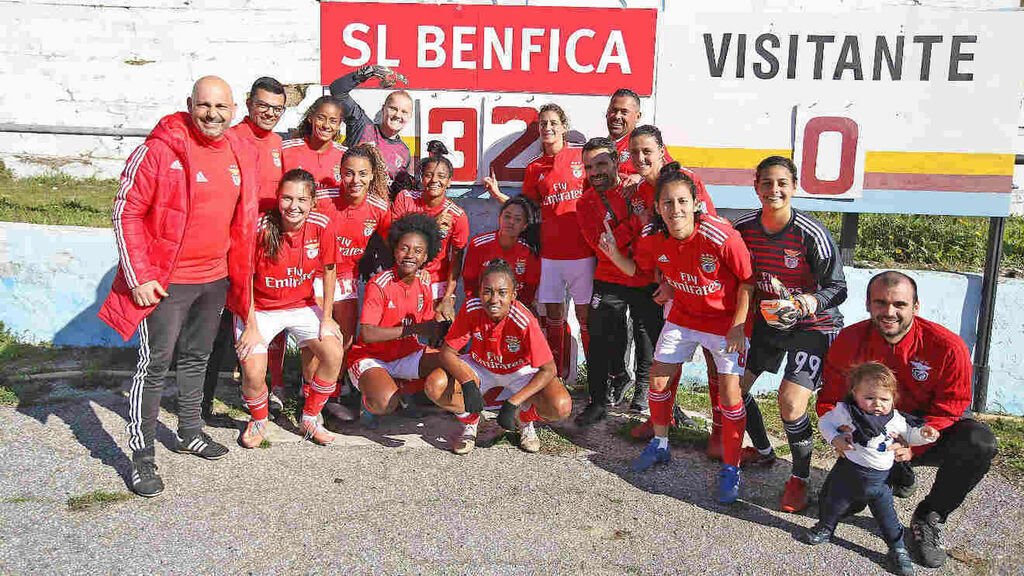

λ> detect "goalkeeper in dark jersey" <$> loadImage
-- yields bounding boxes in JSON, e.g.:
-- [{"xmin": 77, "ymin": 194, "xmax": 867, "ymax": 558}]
[
  {"xmin": 328, "ymin": 65, "xmax": 414, "ymax": 190},
  {"xmin": 731, "ymin": 156, "xmax": 847, "ymax": 514}
]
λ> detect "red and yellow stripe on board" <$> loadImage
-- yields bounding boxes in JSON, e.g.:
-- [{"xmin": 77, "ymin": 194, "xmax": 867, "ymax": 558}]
[{"xmin": 666, "ymin": 146, "xmax": 1015, "ymax": 193}]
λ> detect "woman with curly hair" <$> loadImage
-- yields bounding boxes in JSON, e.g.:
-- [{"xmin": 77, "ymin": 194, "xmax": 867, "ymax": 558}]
[{"xmin": 345, "ymin": 213, "xmax": 449, "ymax": 420}]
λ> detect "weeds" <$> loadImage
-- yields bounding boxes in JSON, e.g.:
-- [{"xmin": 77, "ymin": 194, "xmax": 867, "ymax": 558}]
[{"xmin": 66, "ymin": 490, "xmax": 131, "ymax": 511}]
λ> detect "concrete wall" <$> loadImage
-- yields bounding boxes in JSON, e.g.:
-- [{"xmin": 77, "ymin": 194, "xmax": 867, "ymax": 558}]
[{"xmin": 1, "ymin": 219, "xmax": 1022, "ymax": 414}]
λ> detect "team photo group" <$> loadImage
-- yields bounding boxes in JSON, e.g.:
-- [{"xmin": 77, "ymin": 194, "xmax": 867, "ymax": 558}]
[{"xmin": 98, "ymin": 67, "xmax": 998, "ymax": 576}]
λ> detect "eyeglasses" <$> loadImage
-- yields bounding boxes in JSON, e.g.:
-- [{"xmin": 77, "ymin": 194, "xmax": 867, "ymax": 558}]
[{"xmin": 252, "ymin": 99, "xmax": 286, "ymax": 116}]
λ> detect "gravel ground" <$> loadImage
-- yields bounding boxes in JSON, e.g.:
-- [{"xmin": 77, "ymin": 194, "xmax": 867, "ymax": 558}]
[{"xmin": 0, "ymin": 380, "xmax": 1022, "ymax": 576}]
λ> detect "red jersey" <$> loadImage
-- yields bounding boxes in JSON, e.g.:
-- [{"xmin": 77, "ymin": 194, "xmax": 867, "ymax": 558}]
[
  {"xmin": 231, "ymin": 117, "xmax": 283, "ymax": 213},
  {"xmin": 576, "ymin": 181, "xmax": 650, "ymax": 287},
  {"xmin": 390, "ymin": 190, "xmax": 469, "ymax": 285},
  {"xmin": 462, "ymin": 231, "xmax": 540, "ymax": 305},
  {"xmin": 317, "ymin": 193, "xmax": 392, "ymax": 280},
  {"xmin": 635, "ymin": 216, "xmax": 754, "ymax": 336},
  {"xmin": 446, "ymin": 299, "xmax": 553, "ymax": 375},
  {"xmin": 281, "ymin": 138, "xmax": 347, "ymax": 199},
  {"xmin": 252, "ymin": 212, "xmax": 335, "ymax": 311},
  {"xmin": 349, "ymin": 268, "xmax": 434, "ymax": 364},
  {"xmin": 521, "ymin": 145, "xmax": 591, "ymax": 260},
  {"xmin": 631, "ymin": 173, "xmax": 717, "ymax": 220},
  {"xmin": 616, "ymin": 134, "xmax": 674, "ymax": 176},
  {"xmin": 818, "ymin": 317, "xmax": 972, "ymax": 437},
  {"xmin": 171, "ymin": 132, "xmax": 241, "ymax": 284}
]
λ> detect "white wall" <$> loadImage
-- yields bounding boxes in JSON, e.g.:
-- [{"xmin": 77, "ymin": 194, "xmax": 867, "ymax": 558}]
[{"xmin": 1, "ymin": 0, "xmax": 1020, "ymax": 206}]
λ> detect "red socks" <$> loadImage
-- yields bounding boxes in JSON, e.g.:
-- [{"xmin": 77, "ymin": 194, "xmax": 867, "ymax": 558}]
[
  {"xmin": 648, "ymin": 381, "xmax": 678, "ymax": 428},
  {"xmin": 545, "ymin": 317, "xmax": 567, "ymax": 378},
  {"xmin": 703, "ymin": 348, "xmax": 722, "ymax": 435},
  {"xmin": 243, "ymin": 390, "xmax": 269, "ymax": 422},
  {"xmin": 518, "ymin": 404, "xmax": 542, "ymax": 424},
  {"xmin": 303, "ymin": 375, "xmax": 336, "ymax": 418},
  {"xmin": 579, "ymin": 323, "xmax": 590, "ymax": 356},
  {"xmin": 455, "ymin": 412, "xmax": 480, "ymax": 425},
  {"xmin": 267, "ymin": 333, "xmax": 286, "ymax": 390},
  {"xmin": 720, "ymin": 401, "xmax": 747, "ymax": 468}
]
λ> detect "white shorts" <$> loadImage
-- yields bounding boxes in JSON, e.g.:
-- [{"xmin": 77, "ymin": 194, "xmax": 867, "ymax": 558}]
[
  {"xmin": 537, "ymin": 257, "xmax": 596, "ymax": 305},
  {"xmin": 348, "ymin": 349, "xmax": 425, "ymax": 388},
  {"xmin": 233, "ymin": 306, "xmax": 324, "ymax": 355},
  {"xmin": 313, "ymin": 277, "xmax": 359, "ymax": 302},
  {"xmin": 430, "ymin": 281, "xmax": 448, "ymax": 302},
  {"xmin": 462, "ymin": 355, "xmax": 539, "ymax": 410},
  {"xmin": 653, "ymin": 321, "xmax": 747, "ymax": 376}
]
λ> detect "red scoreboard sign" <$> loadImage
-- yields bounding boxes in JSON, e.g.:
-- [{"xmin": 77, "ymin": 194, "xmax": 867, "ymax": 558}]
[{"xmin": 320, "ymin": 2, "xmax": 658, "ymax": 96}]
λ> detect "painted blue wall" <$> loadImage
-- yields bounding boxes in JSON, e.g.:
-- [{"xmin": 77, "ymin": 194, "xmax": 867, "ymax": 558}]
[{"xmin": 0, "ymin": 220, "xmax": 1020, "ymax": 414}]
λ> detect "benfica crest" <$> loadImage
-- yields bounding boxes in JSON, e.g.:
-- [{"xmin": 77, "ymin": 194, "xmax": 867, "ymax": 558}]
[
  {"xmin": 700, "ymin": 253, "xmax": 717, "ymax": 274},
  {"xmin": 363, "ymin": 218, "xmax": 377, "ymax": 237},
  {"xmin": 515, "ymin": 258, "xmax": 527, "ymax": 276},
  {"xmin": 228, "ymin": 164, "xmax": 241, "ymax": 186},
  {"xmin": 333, "ymin": 163, "xmax": 341, "ymax": 183},
  {"xmin": 505, "ymin": 336, "xmax": 521, "ymax": 353},
  {"xmin": 417, "ymin": 293, "xmax": 425, "ymax": 312},
  {"xmin": 304, "ymin": 241, "xmax": 319, "ymax": 259},
  {"xmin": 571, "ymin": 161, "xmax": 584, "ymax": 179},
  {"xmin": 271, "ymin": 149, "xmax": 281, "ymax": 167},
  {"xmin": 783, "ymin": 249, "xmax": 801, "ymax": 269},
  {"xmin": 910, "ymin": 360, "xmax": 931, "ymax": 382}
]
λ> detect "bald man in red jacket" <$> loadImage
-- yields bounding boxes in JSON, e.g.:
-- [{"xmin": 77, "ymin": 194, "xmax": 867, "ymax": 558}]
[
  {"xmin": 817, "ymin": 271, "xmax": 997, "ymax": 569},
  {"xmin": 99, "ymin": 76, "xmax": 259, "ymax": 498}
]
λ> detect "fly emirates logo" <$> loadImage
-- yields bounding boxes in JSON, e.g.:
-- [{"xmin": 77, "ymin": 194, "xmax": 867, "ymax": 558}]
[
  {"xmin": 542, "ymin": 182, "xmax": 583, "ymax": 206},
  {"xmin": 666, "ymin": 271, "xmax": 722, "ymax": 296},
  {"xmin": 336, "ymin": 235, "xmax": 365, "ymax": 258},
  {"xmin": 265, "ymin": 267, "xmax": 315, "ymax": 289}
]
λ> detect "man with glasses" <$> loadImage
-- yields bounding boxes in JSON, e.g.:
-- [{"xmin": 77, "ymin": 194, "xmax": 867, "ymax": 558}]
[{"xmin": 202, "ymin": 77, "xmax": 289, "ymax": 421}]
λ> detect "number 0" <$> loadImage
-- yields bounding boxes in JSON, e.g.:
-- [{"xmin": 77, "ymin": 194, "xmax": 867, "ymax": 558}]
[{"xmin": 800, "ymin": 116, "xmax": 859, "ymax": 196}]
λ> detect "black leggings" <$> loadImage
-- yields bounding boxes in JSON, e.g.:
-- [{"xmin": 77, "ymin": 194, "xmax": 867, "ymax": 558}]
[{"xmin": 586, "ymin": 281, "xmax": 663, "ymax": 405}]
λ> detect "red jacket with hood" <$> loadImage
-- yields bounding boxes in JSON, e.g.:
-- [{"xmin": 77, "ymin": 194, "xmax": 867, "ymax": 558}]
[{"xmin": 98, "ymin": 112, "xmax": 259, "ymax": 340}]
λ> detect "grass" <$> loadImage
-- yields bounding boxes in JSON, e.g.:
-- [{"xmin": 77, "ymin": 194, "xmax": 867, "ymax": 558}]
[
  {"xmin": 2, "ymin": 496, "xmax": 41, "ymax": 504},
  {"xmin": 0, "ymin": 172, "xmax": 116, "ymax": 228},
  {"xmin": 66, "ymin": 490, "xmax": 131, "ymax": 511},
  {"xmin": 0, "ymin": 321, "xmax": 60, "ymax": 368},
  {"xmin": 987, "ymin": 416, "xmax": 1024, "ymax": 479},
  {"xmin": 0, "ymin": 385, "xmax": 17, "ymax": 406},
  {"xmin": 812, "ymin": 211, "xmax": 1024, "ymax": 276}
]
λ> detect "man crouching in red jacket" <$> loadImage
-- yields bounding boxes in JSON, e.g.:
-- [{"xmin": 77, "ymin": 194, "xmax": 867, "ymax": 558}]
[
  {"xmin": 817, "ymin": 271, "xmax": 997, "ymax": 569},
  {"xmin": 98, "ymin": 76, "xmax": 259, "ymax": 498}
]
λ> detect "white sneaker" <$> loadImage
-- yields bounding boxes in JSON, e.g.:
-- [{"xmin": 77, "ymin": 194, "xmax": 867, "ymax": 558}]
[
  {"xmin": 453, "ymin": 420, "xmax": 478, "ymax": 455},
  {"xmin": 518, "ymin": 421, "xmax": 540, "ymax": 453}
]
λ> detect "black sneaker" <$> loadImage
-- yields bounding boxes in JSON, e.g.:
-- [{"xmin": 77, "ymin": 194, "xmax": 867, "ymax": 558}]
[
  {"xmin": 130, "ymin": 448, "xmax": 164, "ymax": 498},
  {"xmin": 908, "ymin": 511, "xmax": 946, "ymax": 568},
  {"xmin": 574, "ymin": 403, "xmax": 607, "ymax": 427},
  {"xmin": 891, "ymin": 462, "xmax": 917, "ymax": 498},
  {"xmin": 606, "ymin": 372, "xmax": 632, "ymax": 406},
  {"xmin": 797, "ymin": 523, "xmax": 833, "ymax": 545},
  {"xmin": 172, "ymin": 431, "xmax": 229, "ymax": 460},
  {"xmin": 887, "ymin": 542, "xmax": 916, "ymax": 576},
  {"xmin": 672, "ymin": 404, "xmax": 699, "ymax": 429}
]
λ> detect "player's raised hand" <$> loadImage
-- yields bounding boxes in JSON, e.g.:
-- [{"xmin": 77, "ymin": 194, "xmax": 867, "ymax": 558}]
[{"xmin": 597, "ymin": 219, "xmax": 619, "ymax": 258}]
